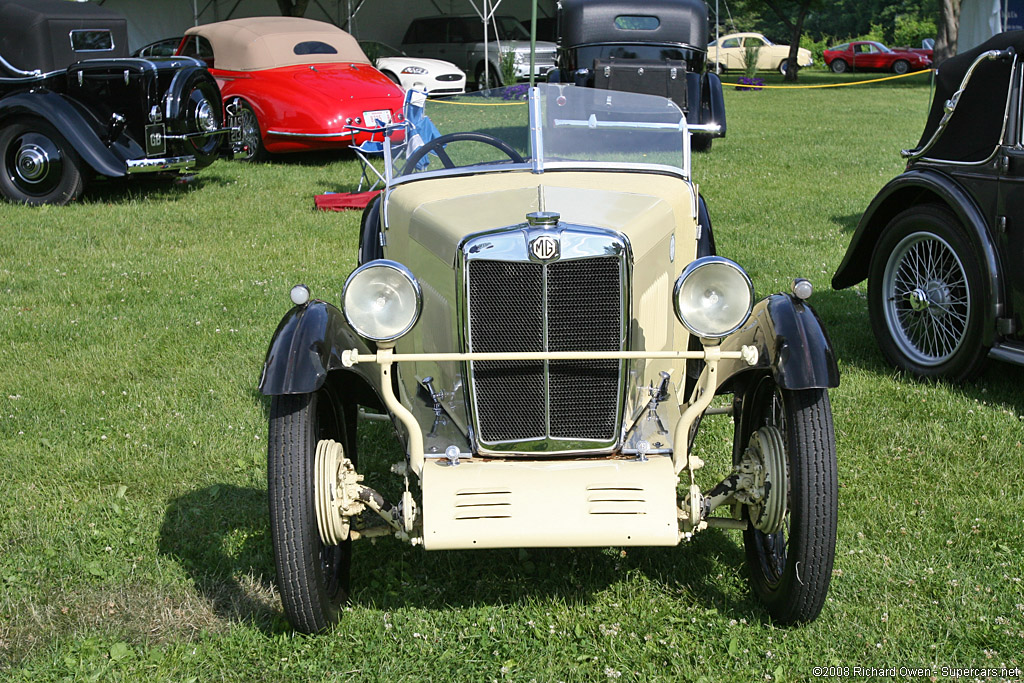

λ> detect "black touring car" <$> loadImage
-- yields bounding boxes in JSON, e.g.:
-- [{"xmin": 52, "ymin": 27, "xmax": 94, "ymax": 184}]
[{"xmin": 0, "ymin": 0, "xmax": 237, "ymax": 205}]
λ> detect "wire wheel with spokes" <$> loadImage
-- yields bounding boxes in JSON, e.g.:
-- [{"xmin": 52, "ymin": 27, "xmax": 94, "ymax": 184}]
[
  {"xmin": 868, "ymin": 205, "xmax": 987, "ymax": 380},
  {"xmin": 739, "ymin": 374, "xmax": 837, "ymax": 625}
]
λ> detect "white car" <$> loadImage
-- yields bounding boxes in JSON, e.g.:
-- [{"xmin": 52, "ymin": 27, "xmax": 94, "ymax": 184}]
[
  {"xmin": 708, "ymin": 32, "xmax": 813, "ymax": 74},
  {"xmin": 360, "ymin": 41, "xmax": 466, "ymax": 96}
]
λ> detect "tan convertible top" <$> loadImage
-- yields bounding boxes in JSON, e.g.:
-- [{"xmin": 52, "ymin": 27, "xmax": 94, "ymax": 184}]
[{"xmin": 185, "ymin": 17, "xmax": 369, "ymax": 71}]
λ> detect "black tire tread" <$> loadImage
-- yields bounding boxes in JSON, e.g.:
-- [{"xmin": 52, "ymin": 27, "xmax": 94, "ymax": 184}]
[
  {"xmin": 744, "ymin": 384, "xmax": 837, "ymax": 625},
  {"xmin": 268, "ymin": 393, "xmax": 342, "ymax": 633},
  {"xmin": 777, "ymin": 388, "xmax": 836, "ymax": 623}
]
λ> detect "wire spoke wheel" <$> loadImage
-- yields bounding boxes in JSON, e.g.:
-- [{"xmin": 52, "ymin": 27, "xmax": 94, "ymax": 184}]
[
  {"xmin": 237, "ymin": 102, "xmax": 267, "ymax": 162},
  {"xmin": 884, "ymin": 232, "xmax": 969, "ymax": 365},
  {"xmin": 868, "ymin": 205, "xmax": 986, "ymax": 380}
]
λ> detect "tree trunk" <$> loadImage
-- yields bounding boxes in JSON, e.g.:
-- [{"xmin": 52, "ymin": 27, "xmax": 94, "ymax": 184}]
[
  {"xmin": 934, "ymin": 0, "xmax": 961, "ymax": 66},
  {"xmin": 764, "ymin": 0, "xmax": 814, "ymax": 82},
  {"xmin": 276, "ymin": 0, "xmax": 310, "ymax": 17}
]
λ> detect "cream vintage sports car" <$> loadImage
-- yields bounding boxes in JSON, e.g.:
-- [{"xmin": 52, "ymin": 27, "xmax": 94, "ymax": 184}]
[
  {"xmin": 258, "ymin": 84, "xmax": 840, "ymax": 633},
  {"xmin": 708, "ymin": 32, "xmax": 814, "ymax": 74}
]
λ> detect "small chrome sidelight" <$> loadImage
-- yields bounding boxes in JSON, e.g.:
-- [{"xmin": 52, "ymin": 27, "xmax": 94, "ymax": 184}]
[
  {"xmin": 290, "ymin": 284, "xmax": 311, "ymax": 306},
  {"xmin": 791, "ymin": 278, "xmax": 813, "ymax": 300}
]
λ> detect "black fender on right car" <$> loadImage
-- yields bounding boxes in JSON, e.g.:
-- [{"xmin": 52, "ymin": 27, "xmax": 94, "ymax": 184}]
[{"xmin": 832, "ymin": 31, "xmax": 1024, "ymax": 380}]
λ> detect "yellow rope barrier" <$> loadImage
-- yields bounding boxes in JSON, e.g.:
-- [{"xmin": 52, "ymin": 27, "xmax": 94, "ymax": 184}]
[
  {"xmin": 720, "ymin": 68, "xmax": 934, "ymax": 89},
  {"xmin": 428, "ymin": 99, "xmax": 526, "ymax": 106},
  {"xmin": 426, "ymin": 69, "xmax": 935, "ymax": 107}
]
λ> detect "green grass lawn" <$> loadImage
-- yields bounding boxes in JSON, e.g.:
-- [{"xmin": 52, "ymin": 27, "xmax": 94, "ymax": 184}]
[{"xmin": 2, "ymin": 71, "xmax": 1023, "ymax": 681}]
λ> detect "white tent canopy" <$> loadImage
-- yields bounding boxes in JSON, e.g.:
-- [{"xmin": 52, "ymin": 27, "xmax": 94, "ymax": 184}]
[
  {"xmin": 90, "ymin": 0, "xmax": 554, "ymax": 53},
  {"xmin": 958, "ymin": 0, "xmax": 1001, "ymax": 52}
]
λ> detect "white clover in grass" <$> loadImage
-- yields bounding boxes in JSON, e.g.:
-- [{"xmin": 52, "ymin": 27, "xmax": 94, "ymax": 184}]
[{"xmin": 604, "ymin": 668, "xmax": 621, "ymax": 679}]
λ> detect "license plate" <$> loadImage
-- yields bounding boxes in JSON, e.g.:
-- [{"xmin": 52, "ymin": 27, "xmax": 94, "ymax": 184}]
[{"xmin": 363, "ymin": 109, "xmax": 392, "ymax": 127}]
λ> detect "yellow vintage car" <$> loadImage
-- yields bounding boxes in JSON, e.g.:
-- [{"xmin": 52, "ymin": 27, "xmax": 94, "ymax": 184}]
[
  {"xmin": 708, "ymin": 32, "xmax": 814, "ymax": 74},
  {"xmin": 258, "ymin": 84, "xmax": 839, "ymax": 633}
]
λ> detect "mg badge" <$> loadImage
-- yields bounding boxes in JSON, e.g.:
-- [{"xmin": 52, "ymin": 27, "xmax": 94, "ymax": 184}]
[{"xmin": 530, "ymin": 234, "xmax": 559, "ymax": 261}]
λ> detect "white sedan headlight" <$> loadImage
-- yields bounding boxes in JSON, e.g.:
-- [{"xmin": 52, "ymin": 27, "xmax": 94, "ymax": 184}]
[
  {"xmin": 673, "ymin": 257, "xmax": 754, "ymax": 339},
  {"xmin": 401, "ymin": 66, "xmax": 428, "ymax": 75},
  {"xmin": 342, "ymin": 260, "xmax": 422, "ymax": 343}
]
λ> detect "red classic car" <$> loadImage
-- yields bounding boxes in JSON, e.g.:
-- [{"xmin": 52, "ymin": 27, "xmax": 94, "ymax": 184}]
[
  {"xmin": 179, "ymin": 17, "xmax": 405, "ymax": 160},
  {"xmin": 823, "ymin": 41, "xmax": 932, "ymax": 74}
]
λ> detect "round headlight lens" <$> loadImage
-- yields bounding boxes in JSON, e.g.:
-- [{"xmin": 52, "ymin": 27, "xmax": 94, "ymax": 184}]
[
  {"xmin": 673, "ymin": 257, "xmax": 754, "ymax": 339},
  {"xmin": 342, "ymin": 260, "xmax": 422, "ymax": 342},
  {"xmin": 195, "ymin": 97, "xmax": 218, "ymax": 132}
]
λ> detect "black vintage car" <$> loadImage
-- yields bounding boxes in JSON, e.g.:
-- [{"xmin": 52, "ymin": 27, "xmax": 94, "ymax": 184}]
[
  {"xmin": 833, "ymin": 31, "xmax": 1024, "ymax": 380},
  {"xmin": 0, "ymin": 0, "xmax": 237, "ymax": 205},
  {"xmin": 551, "ymin": 0, "xmax": 726, "ymax": 152}
]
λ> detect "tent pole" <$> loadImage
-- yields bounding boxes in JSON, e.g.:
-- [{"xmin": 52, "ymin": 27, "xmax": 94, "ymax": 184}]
[
  {"xmin": 715, "ymin": 0, "xmax": 719, "ymax": 70},
  {"xmin": 529, "ymin": 0, "xmax": 537, "ymax": 86}
]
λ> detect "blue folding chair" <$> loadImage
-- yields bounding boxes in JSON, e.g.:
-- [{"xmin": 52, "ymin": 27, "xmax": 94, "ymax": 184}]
[
  {"xmin": 349, "ymin": 89, "xmax": 441, "ymax": 190},
  {"xmin": 402, "ymin": 89, "xmax": 442, "ymax": 171}
]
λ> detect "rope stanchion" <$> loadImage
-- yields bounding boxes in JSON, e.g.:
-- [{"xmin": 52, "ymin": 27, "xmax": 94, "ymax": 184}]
[{"xmin": 719, "ymin": 69, "xmax": 935, "ymax": 89}]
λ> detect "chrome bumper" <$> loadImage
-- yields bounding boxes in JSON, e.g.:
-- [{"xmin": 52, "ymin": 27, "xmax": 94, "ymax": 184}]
[{"xmin": 125, "ymin": 156, "xmax": 196, "ymax": 174}]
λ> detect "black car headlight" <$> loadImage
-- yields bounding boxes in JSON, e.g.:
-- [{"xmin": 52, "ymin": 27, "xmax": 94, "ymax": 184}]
[
  {"xmin": 342, "ymin": 260, "xmax": 422, "ymax": 343},
  {"xmin": 673, "ymin": 257, "xmax": 753, "ymax": 339}
]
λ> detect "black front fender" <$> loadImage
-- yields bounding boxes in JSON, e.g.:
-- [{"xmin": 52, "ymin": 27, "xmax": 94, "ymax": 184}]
[
  {"xmin": 701, "ymin": 71, "xmax": 726, "ymax": 138},
  {"xmin": 832, "ymin": 169, "xmax": 1000, "ymax": 296},
  {"xmin": 718, "ymin": 294, "xmax": 839, "ymax": 391},
  {"xmin": 0, "ymin": 91, "xmax": 129, "ymax": 178},
  {"xmin": 258, "ymin": 300, "xmax": 378, "ymax": 396}
]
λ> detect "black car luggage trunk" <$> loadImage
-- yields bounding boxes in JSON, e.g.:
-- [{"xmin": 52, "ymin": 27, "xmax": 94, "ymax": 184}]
[{"xmin": 593, "ymin": 58, "xmax": 688, "ymax": 111}]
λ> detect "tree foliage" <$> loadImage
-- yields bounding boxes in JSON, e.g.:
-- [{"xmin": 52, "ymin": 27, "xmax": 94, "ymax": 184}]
[{"xmin": 719, "ymin": 0, "xmax": 940, "ymax": 46}]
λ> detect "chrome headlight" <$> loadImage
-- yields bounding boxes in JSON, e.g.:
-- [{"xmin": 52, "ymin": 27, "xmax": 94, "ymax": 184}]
[
  {"xmin": 195, "ymin": 97, "xmax": 218, "ymax": 132},
  {"xmin": 342, "ymin": 260, "xmax": 422, "ymax": 342},
  {"xmin": 673, "ymin": 257, "xmax": 754, "ymax": 339},
  {"xmin": 401, "ymin": 66, "xmax": 428, "ymax": 75}
]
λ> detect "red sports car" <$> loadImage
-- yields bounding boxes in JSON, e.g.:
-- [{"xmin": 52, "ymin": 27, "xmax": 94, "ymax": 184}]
[
  {"xmin": 823, "ymin": 41, "xmax": 932, "ymax": 75},
  {"xmin": 179, "ymin": 17, "xmax": 405, "ymax": 160}
]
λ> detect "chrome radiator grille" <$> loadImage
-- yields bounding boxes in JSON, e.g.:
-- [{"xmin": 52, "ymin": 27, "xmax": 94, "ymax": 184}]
[{"xmin": 467, "ymin": 256, "xmax": 623, "ymax": 447}]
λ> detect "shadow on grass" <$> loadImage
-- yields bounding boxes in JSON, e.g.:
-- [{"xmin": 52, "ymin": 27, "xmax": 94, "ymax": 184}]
[
  {"xmin": 158, "ymin": 477, "xmax": 765, "ymax": 632},
  {"xmin": 158, "ymin": 484, "xmax": 283, "ymax": 634},
  {"xmin": 832, "ymin": 212, "xmax": 862, "ymax": 233},
  {"xmin": 813, "ymin": 286, "xmax": 1024, "ymax": 411},
  {"xmin": 79, "ymin": 173, "xmax": 235, "ymax": 205}
]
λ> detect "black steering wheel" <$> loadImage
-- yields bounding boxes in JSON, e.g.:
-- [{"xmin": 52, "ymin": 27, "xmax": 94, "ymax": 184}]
[{"xmin": 402, "ymin": 132, "xmax": 525, "ymax": 175}]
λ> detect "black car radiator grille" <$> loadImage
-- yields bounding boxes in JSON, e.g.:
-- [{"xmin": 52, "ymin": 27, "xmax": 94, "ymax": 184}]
[{"xmin": 468, "ymin": 257, "xmax": 622, "ymax": 446}]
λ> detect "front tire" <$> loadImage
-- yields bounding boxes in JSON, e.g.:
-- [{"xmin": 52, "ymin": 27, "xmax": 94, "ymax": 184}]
[
  {"xmin": 830, "ymin": 59, "xmax": 848, "ymax": 74},
  {"xmin": 892, "ymin": 59, "xmax": 910, "ymax": 75},
  {"xmin": 268, "ymin": 389, "xmax": 353, "ymax": 633},
  {"xmin": 778, "ymin": 59, "xmax": 789, "ymax": 75},
  {"xmin": 741, "ymin": 376, "xmax": 837, "ymax": 625},
  {"xmin": 0, "ymin": 119, "xmax": 84, "ymax": 205},
  {"xmin": 867, "ymin": 205, "xmax": 987, "ymax": 380}
]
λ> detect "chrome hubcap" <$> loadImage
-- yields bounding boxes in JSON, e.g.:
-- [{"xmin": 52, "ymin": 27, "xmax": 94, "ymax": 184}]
[
  {"xmin": 883, "ymin": 232, "xmax": 970, "ymax": 366},
  {"xmin": 15, "ymin": 144, "xmax": 49, "ymax": 183}
]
